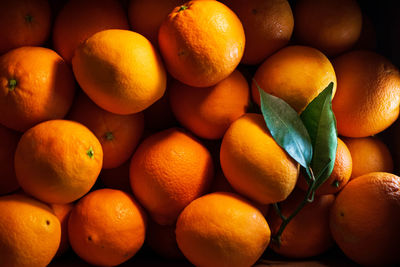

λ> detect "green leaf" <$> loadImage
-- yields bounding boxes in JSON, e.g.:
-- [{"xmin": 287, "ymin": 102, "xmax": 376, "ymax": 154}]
[
  {"xmin": 257, "ymin": 81, "xmax": 313, "ymax": 169},
  {"xmin": 300, "ymin": 82, "xmax": 337, "ymax": 189}
]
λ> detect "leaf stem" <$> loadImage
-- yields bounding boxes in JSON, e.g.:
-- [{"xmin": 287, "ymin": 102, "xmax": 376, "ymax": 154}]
[{"xmin": 272, "ymin": 167, "xmax": 316, "ymax": 246}]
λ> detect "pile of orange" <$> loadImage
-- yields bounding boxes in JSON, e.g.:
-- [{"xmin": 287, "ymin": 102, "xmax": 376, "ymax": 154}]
[{"xmin": 0, "ymin": 0, "xmax": 400, "ymax": 266}]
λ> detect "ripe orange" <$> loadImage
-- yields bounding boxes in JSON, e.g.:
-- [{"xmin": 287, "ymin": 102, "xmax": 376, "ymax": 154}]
[
  {"xmin": 0, "ymin": 125, "xmax": 20, "ymax": 195},
  {"xmin": 146, "ymin": 219, "xmax": 183, "ymax": 259},
  {"xmin": 176, "ymin": 192, "xmax": 270, "ymax": 267},
  {"xmin": 68, "ymin": 189, "xmax": 147, "ymax": 266},
  {"xmin": 222, "ymin": 0, "xmax": 294, "ymax": 65},
  {"xmin": 332, "ymin": 50, "xmax": 400, "ymax": 137},
  {"xmin": 128, "ymin": 0, "xmax": 215, "ymax": 46},
  {"xmin": 0, "ymin": 46, "xmax": 76, "ymax": 132},
  {"xmin": 294, "ymin": 0, "xmax": 362, "ymax": 56},
  {"xmin": 251, "ymin": 45, "xmax": 336, "ymax": 113},
  {"xmin": 14, "ymin": 120, "xmax": 103, "ymax": 204},
  {"xmin": 158, "ymin": 0, "xmax": 245, "ymax": 87},
  {"xmin": 52, "ymin": 0, "xmax": 130, "ymax": 63},
  {"xmin": 0, "ymin": 0, "xmax": 51, "ymax": 55},
  {"xmin": 220, "ymin": 113, "xmax": 299, "ymax": 204},
  {"xmin": 72, "ymin": 29, "xmax": 167, "ymax": 115},
  {"xmin": 330, "ymin": 172, "xmax": 400, "ymax": 266},
  {"xmin": 68, "ymin": 91, "xmax": 144, "ymax": 169},
  {"xmin": 297, "ymin": 138, "xmax": 352, "ymax": 195},
  {"xmin": 342, "ymin": 136, "xmax": 393, "ymax": 179},
  {"xmin": 169, "ymin": 70, "xmax": 249, "ymax": 139},
  {"xmin": 130, "ymin": 128, "xmax": 214, "ymax": 225},
  {"xmin": 50, "ymin": 203, "xmax": 74, "ymax": 256},
  {"xmin": 0, "ymin": 194, "xmax": 61, "ymax": 267},
  {"xmin": 267, "ymin": 189, "xmax": 335, "ymax": 258}
]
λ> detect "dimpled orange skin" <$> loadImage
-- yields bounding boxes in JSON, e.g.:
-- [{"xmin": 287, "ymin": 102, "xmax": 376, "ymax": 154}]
[
  {"xmin": 332, "ymin": 50, "xmax": 400, "ymax": 137},
  {"xmin": 130, "ymin": 128, "xmax": 214, "ymax": 225},
  {"xmin": 220, "ymin": 113, "xmax": 299, "ymax": 205},
  {"xmin": 0, "ymin": 46, "xmax": 76, "ymax": 132},
  {"xmin": 53, "ymin": 0, "xmax": 129, "ymax": 63},
  {"xmin": 0, "ymin": 194, "xmax": 61, "ymax": 267},
  {"xmin": 221, "ymin": 0, "xmax": 294, "ymax": 65},
  {"xmin": 267, "ymin": 189, "xmax": 335, "ymax": 258},
  {"xmin": 175, "ymin": 192, "xmax": 270, "ymax": 267},
  {"xmin": 0, "ymin": 0, "xmax": 51, "ymax": 55},
  {"xmin": 68, "ymin": 189, "xmax": 147, "ymax": 266},
  {"xmin": 294, "ymin": 0, "xmax": 362, "ymax": 57},
  {"xmin": 128, "ymin": 0, "xmax": 215, "ymax": 46},
  {"xmin": 158, "ymin": 1, "xmax": 245, "ymax": 87},
  {"xmin": 251, "ymin": 45, "xmax": 337, "ymax": 113},
  {"xmin": 0, "ymin": 125, "xmax": 20, "ymax": 195},
  {"xmin": 343, "ymin": 136, "xmax": 393, "ymax": 180},
  {"xmin": 297, "ymin": 138, "xmax": 352, "ymax": 195},
  {"xmin": 14, "ymin": 120, "xmax": 103, "ymax": 204},
  {"xmin": 330, "ymin": 172, "xmax": 400, "ymax": 266},
  {"xmin": 169, "ymin": 70, "xmax": 249, "ymax": 140},
  {"xmin": 67, "ymin": 92, "xmax": 144, "ymax": 169},
  {"xmin": 72, "ymin": 29, "xmax": 167, "ymax": 115}
]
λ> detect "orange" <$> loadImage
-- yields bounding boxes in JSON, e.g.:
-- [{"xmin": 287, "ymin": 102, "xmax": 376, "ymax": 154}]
[
  {"xmin": 14, "ymin": 120, "xmax": 103, "ymax": 204},
  {"xmin": 0, "ymin": 0, "xmax": 51, "ymax": 55},
  {"xmin": 220, "ymin": 113, "xmax": 299, "ymax": 204},
  {"xmin": 332, "ymin": 50, "xmax": 400, "ymax": 137},
  {"xmin": 158, "ymin": 1, "xmax": 245, "ymax": 87},
  {"xmin": 297, "ymin": 138, "xmax": 352, "ymax": 195},
  {"xmin": 68, "ymin": 189, "xmax": 147, "ymax": 266},
  {"xmin": 68, "ymin": 91, "xmax": 144, "ymax": 169},
  {"xmin": 146, "ymin": 219, "xmax": 183, "ymax": 259},
  {"xmin": 176, "ymin": 192, "xmax": 270, "ymax": 267},
  {"xmin": 169, "ymin": 70, "xmax": 249, "ymax": 139},
  {"xmin": 50, "ymin": 203, "xmax": 74, "ymax": 256},
  {"xmin": 52, "ymin": 0, "xmax": 129, "ymax": 63},
  {"xmin": 72, "ymin": 29, "xmax": 167, "ymax": 115},
  {"xmin": 98, "ymin": 160, "xmax": 132, "ymax": 192},
  {"xmin": 128, "ymin": 0, "xmax": 215, "ymax": 46},
  {"xmin": 221, "ymin": 0, "xmax": 294, "ymax": 65},
  {"xmin": 0, "ymin": 194, "xmax": 61, "ymax": 267},
  {"xmin": 330, "ymin": 172, "xmax": 400, "ymax": 266},
  {"xmin": 342, "ymin": 136, "xmax": 393, "ymax": 179},
  {"xmin": 294, "ymin": 0, "xmax": 362, "ymax": 56},
  {"xmin": 0, "ymin": 46, "xmax": 76, "ymax": 132},
  {"xmin": 251, "ymin": 45, "xmax": 337, "ymax": 113},
  {"xmin": 267, "ymin": 189, "xmax": 335, "ymax": 258},
  {"xmin": 130, "ymin": 128, "xmax": 214, "ymax": 225},
  {"xmin": 0, "ymin": 125, "xmax": 20, "ymax": 195}
]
